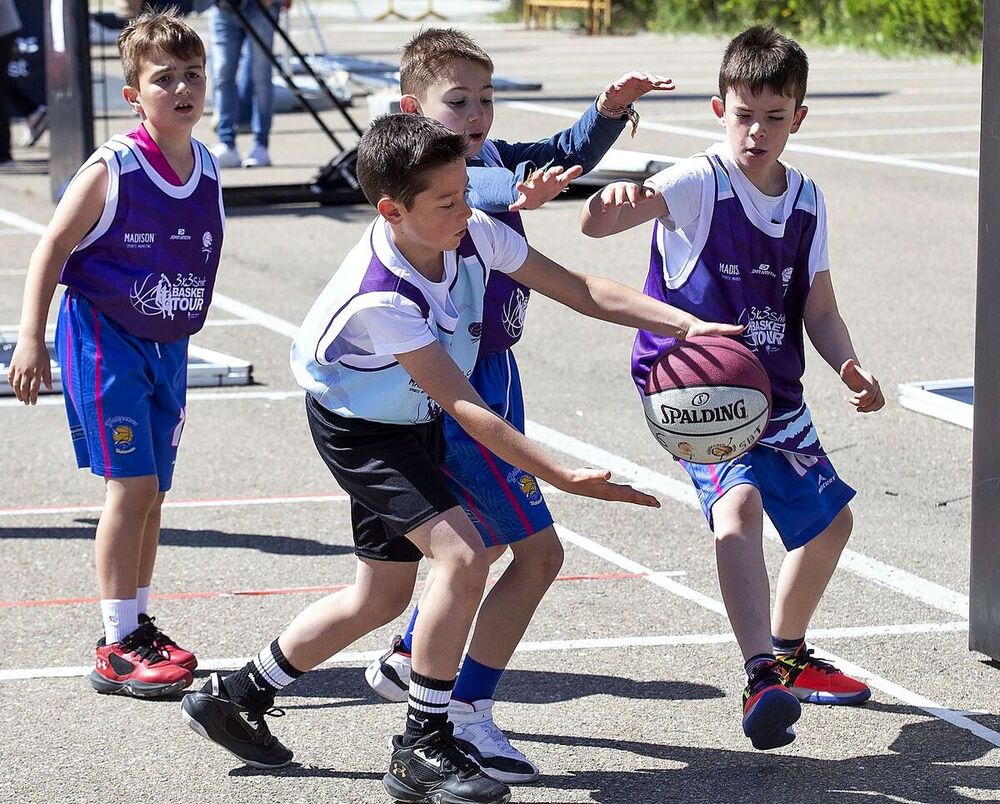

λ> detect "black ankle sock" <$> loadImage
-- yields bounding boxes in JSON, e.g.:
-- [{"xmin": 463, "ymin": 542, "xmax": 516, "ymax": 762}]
[
  {"xmin": 224, "ymin": 639, "xmax": 302, "ymax": 712},
  {"xmin": 744, "ymin": 653, "xmax": 775, "ymax": 679},
  {"xmin": 772, "ymin": 635, "xmax": 805, "ymax": 655},
  {"xmin": 402, "ymin": 670, "xmax": 453, "ymax": 746}
]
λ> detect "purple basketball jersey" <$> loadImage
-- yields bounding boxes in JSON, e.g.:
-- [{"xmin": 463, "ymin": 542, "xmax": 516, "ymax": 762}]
[
  {"xmin": 632, "ymin": 151, "xmax": 826, "ymax": 456},
  {"xmin": 60, "ymin": 134, "xmax": 224, "ymax": 343}
]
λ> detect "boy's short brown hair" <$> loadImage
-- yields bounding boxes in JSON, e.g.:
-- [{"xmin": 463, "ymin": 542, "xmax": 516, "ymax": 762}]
[
  {"xmin": 355, "ymin": 114, "xmax": 468, "ymax": 209},
  {"xmin": 719, "ymin": 25, "xmax": 808, "ymax": 108},
  {"xmin": 399, "ymin": 28, "xmax": 494, "ymax": 99},
  {"xmin": 118, "ymin": 6, "xmax": 206, "ymax": 89}
]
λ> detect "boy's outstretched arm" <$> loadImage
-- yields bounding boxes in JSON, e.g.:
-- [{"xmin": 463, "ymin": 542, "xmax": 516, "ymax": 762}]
[
  {"xmin": 7, "ymin": 163, "xmax": 107, "ymax": 405},
  {"xmin": 803, "ymin": 271, "xmax": 884, "ymax": 413},
  {"xmin": 580, "ymin": 180, "xmax": 668, "ymax": 238},
  {"xmin": 395, "ymin": 342, "xmax": 660, "ymax": 508},
  {"xmin": 511, "ymin": 246, "xmax": 744, "ymax": 340}
]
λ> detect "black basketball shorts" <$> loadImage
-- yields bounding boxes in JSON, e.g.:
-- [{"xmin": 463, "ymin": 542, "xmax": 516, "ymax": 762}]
[{"xmin": 305, "ymin": 394, "xmax": 459, "ymax": 562}]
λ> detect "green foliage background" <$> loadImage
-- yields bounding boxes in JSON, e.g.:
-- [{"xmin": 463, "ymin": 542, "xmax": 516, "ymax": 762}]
[{"xmin": 508, "ymin": 1, "xmax": 983, "ymax": 57}]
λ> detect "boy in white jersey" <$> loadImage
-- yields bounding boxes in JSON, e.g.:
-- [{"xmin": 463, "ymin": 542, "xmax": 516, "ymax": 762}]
[
  {"xmin": 581, "ymin": 26, "xmax": 884, "ymax": 751},
  {"xmin": 7, "ymin": 8, "xmax": 220, "ymax": 698},
  {"xmin": 180, "ymin": 113, "xmax": 739, "ymax": 803}
]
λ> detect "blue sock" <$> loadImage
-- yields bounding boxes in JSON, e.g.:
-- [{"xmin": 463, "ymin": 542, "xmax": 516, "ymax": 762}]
[
  {"xmin": 453, "ymin": 655, "xmax": 504, "ymax": 703},
  {"xmin": 399, "ymin": 607, "xmax": 419, "ymax": 653},
  {"xmin": 772, "ymin": 635, "xmax": 805, "ymax": 656}
]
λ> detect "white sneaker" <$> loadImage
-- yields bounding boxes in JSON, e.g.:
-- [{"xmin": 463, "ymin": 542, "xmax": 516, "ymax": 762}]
[
  {"xmin": 449, "ymin": 698, "xmax": 539, "ymax": 784},
  {"xmin": 210, "ymin": 143, "xmax": 241, "ymax": 169},
  {"xmin": 364, "ymin": 635, "xmax": 411, "ymax": 702},
  {"xmin": 241, "ymin": 144, "xmax": 271, "ymax": 168}
]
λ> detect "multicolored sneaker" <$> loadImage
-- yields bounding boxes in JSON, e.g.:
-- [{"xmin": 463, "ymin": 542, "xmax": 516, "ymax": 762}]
[
  {"xmin": 742, "ymin": 660, "xmax": 801, "ymax": 750},
  {"xmin": 364, "ymin": 634, "xmax": 411, "ymax": 703},
  {"xmin": 776, "ymin": 644, "xmax": 872, "ymax": 705},
  {"xmin": 383, "ymin": 724, "xmax": 511, "ymax": 804},
  {"xmin": 181, "ymin": 672, "xmax": 293, "ymax": 769},
  {"xmin": 138, "ymin": 613, "xmax": 198, "ymax": 672},
  {"xmin": 90, "ymin": 630, "xmax": 193, "ymax": 698},
  {"xmin": 450, "ymin": 699, "xmax": 539, "ymax": 784}
]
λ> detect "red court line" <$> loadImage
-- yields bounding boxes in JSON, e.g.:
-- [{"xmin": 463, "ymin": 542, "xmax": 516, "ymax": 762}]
[
  {"xmin": 0, "ymin": 571, "xmax": 648, "ymax": 609},
  {"xmin": 0, "ymin": 491, "xmax": 351, "ymax": 516}
]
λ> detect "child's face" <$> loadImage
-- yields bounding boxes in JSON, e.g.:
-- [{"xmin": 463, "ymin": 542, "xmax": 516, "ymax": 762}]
[
  {"xmin": 125, "ymin": 48, "xmax": 206, "ymax": 136},
  {"xmin": 414, "ymin": 58, "xmax": 494, "ymax": 157},
  {"xmin": 391, "ymin": 158, "xmax": 473, "ymax": 254},
  {"xmin": 712, "ymin": 86, "xmax": 807, "ymax": 185}
]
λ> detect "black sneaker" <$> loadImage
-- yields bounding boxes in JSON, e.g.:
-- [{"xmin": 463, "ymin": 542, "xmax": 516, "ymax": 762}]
[
  {"xmin": 383, "ymin": 724, "xmax": 511, "ymax": 804},
  {"xmin": 181, "ymin": 672, "xmax": 293, "ymax": 768}
]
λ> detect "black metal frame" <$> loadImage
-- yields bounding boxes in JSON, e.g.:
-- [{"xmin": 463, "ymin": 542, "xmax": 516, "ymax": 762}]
[{"xmin": 215, "ymin": 0, "xmax": 365, "ymax": 207}]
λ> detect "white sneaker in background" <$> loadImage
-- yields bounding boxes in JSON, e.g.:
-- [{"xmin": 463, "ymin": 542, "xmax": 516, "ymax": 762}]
[
  {"xmin": 364, "ymin": 634, "xmax": 411, "ymax": 702},
  {"xmin": 242, "ymin": 144, "xmax": 271, "ymax": 168},
  {"xmin": 449, "ymin": 698, "xmax": 540, "ymax": 784},
  {"xmin": 210, "ymin": 142, "xmax": 241, "ymax": 169}
]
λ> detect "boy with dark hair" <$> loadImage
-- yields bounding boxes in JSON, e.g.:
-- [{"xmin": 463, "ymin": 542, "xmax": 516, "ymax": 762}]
[
  {"xmin": 181, "ymin": 112, "xmax": 739, "ymax": 803},
  {"xmin": 364, "ymin": 27, "xmax": 673, "ymax": 783},
  {"xmin": 7, "ymin": 7, "xmax": 221, "ymax": 697},
  {"xmin": 582, "ymin": 25, "xmax": 884, "ymax": 751}
]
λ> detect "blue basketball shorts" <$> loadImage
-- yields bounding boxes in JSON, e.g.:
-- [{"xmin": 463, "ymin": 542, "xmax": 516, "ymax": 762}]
[
  {"xmin": 679, "ymin": 444, "xmax": 856, "ymax": 550},
  {"xmin": 55, "ymin": 290, "xmax": 188, "ymax": 491},
  {"xmin": 442, "ymin": 350, "xmax": 554, "ymax": 546}
]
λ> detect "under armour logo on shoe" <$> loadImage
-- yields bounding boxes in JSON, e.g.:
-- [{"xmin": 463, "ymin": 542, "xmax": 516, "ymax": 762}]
[{"xmin": 391, "ymin": 762, "xmax": 407, "ymax": 778}]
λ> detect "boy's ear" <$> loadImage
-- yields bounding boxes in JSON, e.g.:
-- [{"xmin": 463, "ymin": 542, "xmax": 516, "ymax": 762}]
[
  {"xmin": 790, "ymin": 104, "xmax": 808, "ymax": 134},
  {"xmin": 399, "ymin": 94, "xmax": 422, "ymax": 115},
  {"xmin": 122, "ymin": 85, "xmax": 144, "ymax": 118},
  {"xmin": 376, "ymin": 196, "xmax": 405, "ymax": 224},
  {"xmin": 711, "ymin": 96, "xmax": 726, "ymax": 126}
]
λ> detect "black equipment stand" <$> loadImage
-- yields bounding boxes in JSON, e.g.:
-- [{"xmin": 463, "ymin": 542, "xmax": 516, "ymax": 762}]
[{"xmin": 214, "ymin": 0, "xmax": 365, "ymax": 207}]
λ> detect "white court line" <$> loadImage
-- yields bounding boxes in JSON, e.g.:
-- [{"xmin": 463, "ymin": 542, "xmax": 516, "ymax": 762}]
[
  {"xmin": 501, "ymin": 100, "xmax": 980, "ymax": 179},
  {"xmin": 792, "ymin": 124, "xmax": 980, "ymax": 141},
  {"xmin": 529, "ymin": 421, "xmax": 971, "ymax": 619},
  {"xmin": 0, "ymin": 208, "xmax": 46, "ymax": 236},
  {"xmin": 0, "ymin": 388, "xmax": 304, "ymax": 408},
  {"xmin": 0, "ymin": 621, "xmax": 969, "ymax": 682},
  {"xmin": 662, "ymin": 103, "xmax": 982, "ymax": 123},
  {"xmin": 0, "ymin": 492, "xmax": 351, "ymax": 517},
  {"xmin": 554, "ymin": 524, "xmax": 1000, "ymax": 749}
]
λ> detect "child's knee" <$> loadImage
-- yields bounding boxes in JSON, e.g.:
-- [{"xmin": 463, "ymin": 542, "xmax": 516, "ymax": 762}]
[
  {"xmin": 366, "ymin": 585, "xmax": 414, "ymax": 624},
  {"xmin": 512, "ymin": 529, "xmax": 564, "ymax": 583},
  {"xmin": 823, "ymin": 505, "xmax": 853, "ymax": 549},
  {"xmin": 105, "ymin": 475, "xmax": 160, "ymax": 511}
]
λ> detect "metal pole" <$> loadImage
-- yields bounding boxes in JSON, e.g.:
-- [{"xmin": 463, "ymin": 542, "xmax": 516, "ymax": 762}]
[{"xmin": 970, "ymin": 0, "xmax": 1000, "ymax": 661}]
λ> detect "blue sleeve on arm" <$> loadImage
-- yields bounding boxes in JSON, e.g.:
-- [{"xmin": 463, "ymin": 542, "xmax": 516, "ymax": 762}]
[
  {"xmin": 491, "ymin": 103, "xmax": 627, "ymax": 176},
  {"xmin": 465, "ymin": 165, "xmax": 521, "ymax": 213}
]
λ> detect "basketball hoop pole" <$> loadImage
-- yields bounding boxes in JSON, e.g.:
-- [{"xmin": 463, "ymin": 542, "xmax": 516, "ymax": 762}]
[{"xmin": 970, "ymin": 0, "xmax": 1000, "ymax": 662}]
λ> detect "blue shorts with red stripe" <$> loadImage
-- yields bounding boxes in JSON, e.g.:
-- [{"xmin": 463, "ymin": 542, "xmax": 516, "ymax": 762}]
[
  {"xmin": 55, "ymin": 290, "xmax": 188, "ymax": 491},
  {"xmin": 679, "ymin": 444, "xmax": 856, "ymax": 550},
  {"xmin": 442, "ymin": 350, "xmax": 554, "ymax": 546}
]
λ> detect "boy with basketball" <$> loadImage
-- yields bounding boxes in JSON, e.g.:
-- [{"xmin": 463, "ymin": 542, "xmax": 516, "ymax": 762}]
[
  {"xmin": 6, "ymin": 9, "xmax": 221, "ymax": 697},
  {"xmin": 364, "ymin": 27, "xmax": 674, "ymax": 783},
  {"xmin": 581, "ymin": 25, "xmax": 884, "ymax": 751},
  {"xmin": 181, "ymin": 113, "xmax": 739, "ymax": 802}
]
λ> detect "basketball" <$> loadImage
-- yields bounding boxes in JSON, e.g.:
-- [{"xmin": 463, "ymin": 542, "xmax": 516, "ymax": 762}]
[{"xmin": 641, "ymin": 336, "xmax": 771, "ymax": 464}]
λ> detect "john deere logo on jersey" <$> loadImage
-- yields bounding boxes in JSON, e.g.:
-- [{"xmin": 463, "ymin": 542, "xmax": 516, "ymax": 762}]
[
  {"xmin": 107, "ymin": 416, "xmax": 139, "ymax": 454},
  {"xmin": 659, "ymin": 399, "xmax": 748, "ymax": 426},
  {"xmin": 508, "ymin": 469, "xmax": 542, "ymax": 505}
]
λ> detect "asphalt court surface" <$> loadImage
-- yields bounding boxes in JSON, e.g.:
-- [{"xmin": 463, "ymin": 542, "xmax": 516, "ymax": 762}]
[{"xmin": 0, "ymin": 7, "xmax": 997, "ymax": 803}]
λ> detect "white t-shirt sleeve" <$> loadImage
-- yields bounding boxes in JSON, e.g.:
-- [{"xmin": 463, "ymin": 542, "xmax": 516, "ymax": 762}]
[
  {"xmin": 469, "ymin": 210, "xmax": 529, "ymax": 274},
  {"xmin": 646, "ymin": 158, "xmax": 708, "ymax": 231},
  {"xmin": 809, "ymin": 185, "xmax": 831, "ymax": 282},
  {"xmin": 334, "ymin": 299, "xmax": 436, "ymax": 360}
]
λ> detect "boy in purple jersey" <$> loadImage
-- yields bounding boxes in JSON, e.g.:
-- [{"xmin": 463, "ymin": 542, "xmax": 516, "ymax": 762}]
[
  {"xmin": 364, "ymin": 27, "xmax": 674, "ymax": 783},
  {"xmin": 178, "ymin": 113, "xmax": 738, "ymax": 802},
  {"xmin": 7, "ymin": 9, "xmax": 223, "ymax": 698},
  {"xmin": 581, "ymin": 25, "xmax": 884, "ymax": 751}
]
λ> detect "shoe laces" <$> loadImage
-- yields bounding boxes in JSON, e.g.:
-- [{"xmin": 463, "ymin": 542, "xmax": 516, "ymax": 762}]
[
  {"xmin": 422, "ymin": 728, "xmax": 484, "ymax": 779},
  {"xmin": 244, "ymin": 705, "xmax": 286, "ymax": 742},
  {"xmin": 475, "ymin": 718, "xmax": 517, "ymax": 754},
  {"xmin": 784, "ymin": 646, "xmax": 839, "ymax": 675},
  {"xmin": 139, "ymin": 616, "xmax": 176, "ymax": 648},
  {"xmin": 120, "ymin": 629, "xmax": 168, "ymax": 665}
]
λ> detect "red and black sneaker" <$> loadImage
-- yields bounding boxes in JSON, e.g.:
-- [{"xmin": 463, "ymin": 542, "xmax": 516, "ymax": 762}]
[
  {"xmin": 138, "ymin": 613, "xmax": 198, "ymax": 672},
  {"xmin": 742, "ymin": 660, "xmax": 801, "ymax": 750},
  {"xmin": 776, "ymin": 644, "xmax": 871, "ymax": 705},
  {"xmin": 90, "ymin": 629, "xmax": 193, "ymax": 698}
]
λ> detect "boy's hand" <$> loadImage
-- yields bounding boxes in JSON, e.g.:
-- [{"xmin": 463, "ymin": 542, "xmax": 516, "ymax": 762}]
[
  {"xmin": 682, "ymin": 319, "xmax": 746, "ymax": 339},
  {"xmin": 510, "ymin": 163, "xmax": 584, "ymax": 211},
  {"xmin": 840, "ymin": 358, "xmax": 884, "ymax": 412},
  {"xmin": 561, "ymin": 467, "xmax": 661, "ymax": 508},
  {"xmin": 7, "ymin": 337, "xmax": 53, "ymax": 405},
  {"xmin": 598, "ymin": 72, "xmax": 674, "ymax": 111},
  {"xmin": 597, "ymin": 181, "xmax": 658, "ymax": 212}
]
